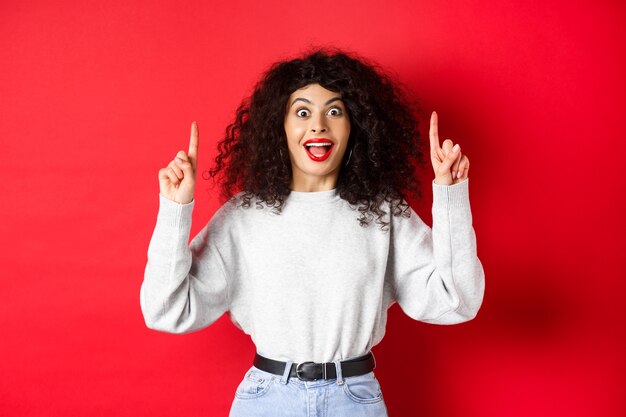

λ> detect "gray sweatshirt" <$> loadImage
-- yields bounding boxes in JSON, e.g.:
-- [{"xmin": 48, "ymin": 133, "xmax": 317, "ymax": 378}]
[{"xmin": 140, "ymin": 178, "xmax": 485, "ymax": 363}]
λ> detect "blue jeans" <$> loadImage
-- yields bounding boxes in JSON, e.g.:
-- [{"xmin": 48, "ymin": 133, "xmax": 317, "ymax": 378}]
[{"xmin": 228, "ymin": 358, "xmax": 389, "ymax": 416}]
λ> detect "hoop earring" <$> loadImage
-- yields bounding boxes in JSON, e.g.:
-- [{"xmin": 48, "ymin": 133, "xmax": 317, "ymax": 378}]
[{"xmin": 344, "ymin": 148, "xmax": 353, "ymax": 167}]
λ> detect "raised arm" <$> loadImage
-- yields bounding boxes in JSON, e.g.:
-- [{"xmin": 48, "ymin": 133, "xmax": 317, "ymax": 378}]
[
  {"xmin": 388, "ymin": 112, "xmax": 484, "ymax": 324},
  {"xmin": 140, "ymin": 122, "xmax": 230, "ymax": 333}
]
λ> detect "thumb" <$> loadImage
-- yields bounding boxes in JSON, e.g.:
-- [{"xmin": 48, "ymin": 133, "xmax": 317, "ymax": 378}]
[
  {"xmin": 439, "ymin": 144, "xmax": 460, "ymax": 172},
  {"xmin": 176, "ymin": 150, "xmax": 189, "ymax": 161}
]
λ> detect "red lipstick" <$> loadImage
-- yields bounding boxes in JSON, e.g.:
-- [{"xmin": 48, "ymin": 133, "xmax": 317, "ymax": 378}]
[{"xmin": 303, "ymin": 138, "xmax": 334, "ymax": 162}]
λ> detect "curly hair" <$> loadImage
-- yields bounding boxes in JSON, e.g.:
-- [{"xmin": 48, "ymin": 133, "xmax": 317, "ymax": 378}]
[{"xmin": 206, "ymin": 47, "xmax": 426, "ymax": 229}]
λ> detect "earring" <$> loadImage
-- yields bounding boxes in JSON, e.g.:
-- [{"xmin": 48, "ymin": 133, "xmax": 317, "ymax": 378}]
[{"xmin": 344, "ymin": 148, "xmax": 353, "ymax": 167}]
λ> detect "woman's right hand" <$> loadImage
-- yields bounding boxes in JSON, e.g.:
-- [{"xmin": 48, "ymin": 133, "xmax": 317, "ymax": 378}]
[{"xmin": 158, "ymin": 122, "xmax": 199, "ymax": 204}]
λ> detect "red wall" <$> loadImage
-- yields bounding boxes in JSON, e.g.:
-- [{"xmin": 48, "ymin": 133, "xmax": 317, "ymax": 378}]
[{"xmin": 1, "ymin": 1, "xmax": 624, "ymax": 416}]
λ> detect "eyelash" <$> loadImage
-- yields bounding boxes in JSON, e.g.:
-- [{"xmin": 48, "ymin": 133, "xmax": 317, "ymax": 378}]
[{"xmin": 296, "ymin": 107, "xmax": 343, "ymax": 117}]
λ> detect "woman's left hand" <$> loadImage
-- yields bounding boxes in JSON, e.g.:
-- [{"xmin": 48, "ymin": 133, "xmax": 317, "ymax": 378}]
[{"xmin": 429, "ymin": 111, "xmax": 470, "ymax": 186}]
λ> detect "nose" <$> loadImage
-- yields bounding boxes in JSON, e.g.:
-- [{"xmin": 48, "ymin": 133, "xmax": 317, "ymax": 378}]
[{"xmin": 309, "ymin": 113, "xmax": 327, "ymax": 133}]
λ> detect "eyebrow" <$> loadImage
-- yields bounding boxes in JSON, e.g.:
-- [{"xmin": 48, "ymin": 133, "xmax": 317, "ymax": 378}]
[{"xmin": 289, "ymin": 96, "xmax": 343, "ymax": 108}]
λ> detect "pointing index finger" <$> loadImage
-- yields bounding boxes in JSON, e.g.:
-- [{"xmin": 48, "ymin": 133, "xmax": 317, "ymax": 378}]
[
  {"xmin": 429, "ymin": 111, "xmax": 441, "ymax": 153},
  {"xmin": 188, "ymin": 121, "xmax": 199, "ymax": 170}
]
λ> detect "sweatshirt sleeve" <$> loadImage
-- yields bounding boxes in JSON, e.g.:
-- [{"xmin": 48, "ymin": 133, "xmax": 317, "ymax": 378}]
[
  {"xmin": 139, "ymin": 194, "xmax": 231, "ymax": 334},
  {"xmin": 389, "ymin": 178, "xmax": 485, "ymax": 324}
]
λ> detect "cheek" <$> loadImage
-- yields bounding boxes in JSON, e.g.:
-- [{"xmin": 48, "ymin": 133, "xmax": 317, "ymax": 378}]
[
  {"xmin": 285, "ymin": 122, "xmax": 305, "ymax": 145},
  {"xmin": 337, "ymin": 120, "xmax": 351, "ymax": 143}
]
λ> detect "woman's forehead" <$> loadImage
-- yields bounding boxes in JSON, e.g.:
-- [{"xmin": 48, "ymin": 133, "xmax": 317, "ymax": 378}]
[{"xmin": 288, "ymin": 83, "xmax": 343, "ymax": 103}]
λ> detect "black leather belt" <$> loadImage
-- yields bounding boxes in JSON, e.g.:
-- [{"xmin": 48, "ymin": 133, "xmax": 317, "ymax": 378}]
[{"xmin": 253, "ymin": 352, "xmax": 376, "ymax": 381}]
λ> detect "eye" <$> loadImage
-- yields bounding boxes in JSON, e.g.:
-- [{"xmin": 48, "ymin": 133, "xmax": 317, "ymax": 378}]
[
  {"xmin": 327, "ymin": 107, "xmax": 343, "ymax": 116},
  {"xmin": 296, "ymin": 108, "xmax": 310, "ymax": 117}
]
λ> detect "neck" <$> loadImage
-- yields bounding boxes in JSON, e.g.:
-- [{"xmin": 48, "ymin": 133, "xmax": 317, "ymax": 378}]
[{"xmin": 289, "ymin": 172, "xmax": 339, "ymax": 192}]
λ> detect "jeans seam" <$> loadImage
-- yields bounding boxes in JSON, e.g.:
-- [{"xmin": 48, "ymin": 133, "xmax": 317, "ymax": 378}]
[
  {"xmin": 341, "ymin": 375, "xmax": 383, "ymax": 404},
  {"xmin": 234, "ymin": 376, "xmax": 276, "ymax": 400}
]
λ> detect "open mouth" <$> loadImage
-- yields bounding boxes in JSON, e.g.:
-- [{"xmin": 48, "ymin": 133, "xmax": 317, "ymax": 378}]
[{"xmin": 304, "ymin": 139, "xmax": 334, "ymax": 162}]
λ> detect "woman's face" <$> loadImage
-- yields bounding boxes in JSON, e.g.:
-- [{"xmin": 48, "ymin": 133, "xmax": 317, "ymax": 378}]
[{"xmin": 284, "ymin": 83, "xmax": 351, "ymax": 191}]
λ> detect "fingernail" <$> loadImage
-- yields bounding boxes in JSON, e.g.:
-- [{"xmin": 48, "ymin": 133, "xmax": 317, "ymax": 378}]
[
  {"xmin": 453, "ymin": 144, "xmax": 460, "ymax": 152},
  {"xmin": 175, "ymin": 156, "xmax": 183, "ymax": 163}
]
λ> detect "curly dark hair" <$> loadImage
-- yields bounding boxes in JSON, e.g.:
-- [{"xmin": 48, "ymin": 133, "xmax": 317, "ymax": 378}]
[{"xmin": 206, "ymin": 47, "xmax": 426, "ymax": 229}]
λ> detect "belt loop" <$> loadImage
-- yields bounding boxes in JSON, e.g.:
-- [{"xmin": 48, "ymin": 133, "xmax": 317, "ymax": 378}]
[
  {"xmin": 333, "ymin": 359, "xmax": 344, "ymax": 385},
  {"xmin": 280, "ymin": 360, "xmax": 293, "ymax": 385}
]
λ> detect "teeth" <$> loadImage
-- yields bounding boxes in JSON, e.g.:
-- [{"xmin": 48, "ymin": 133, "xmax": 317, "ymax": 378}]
[{"xmin": 305, "ymin": 143, "xmax": 331, "ymax": 147}]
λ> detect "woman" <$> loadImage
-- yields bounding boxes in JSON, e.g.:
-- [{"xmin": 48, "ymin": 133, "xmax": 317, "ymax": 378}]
[{"xmin": 140, "ymin": 49, "xmax": 485, "ymax": 416}]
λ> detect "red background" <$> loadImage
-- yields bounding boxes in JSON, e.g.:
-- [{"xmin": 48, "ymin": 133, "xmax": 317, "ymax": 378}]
[{"xmin": 1, "ymin": 1, "xmax": 625, "ymax": 416}]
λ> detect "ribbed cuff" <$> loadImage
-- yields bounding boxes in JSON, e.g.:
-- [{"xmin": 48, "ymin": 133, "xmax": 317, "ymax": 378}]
[
  {"xmin": 156, "ymin": 194, "xmax": 195, "ymax": 229},
  {"xmin": 432, "ymin": 178, "xmax": 470, "ymax": 209}
]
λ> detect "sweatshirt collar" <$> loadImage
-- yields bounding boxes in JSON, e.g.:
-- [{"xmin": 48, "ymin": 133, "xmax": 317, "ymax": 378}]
[{"xmin": 287, "ymin": 188, "xmax": 340, "ymax": 203}]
